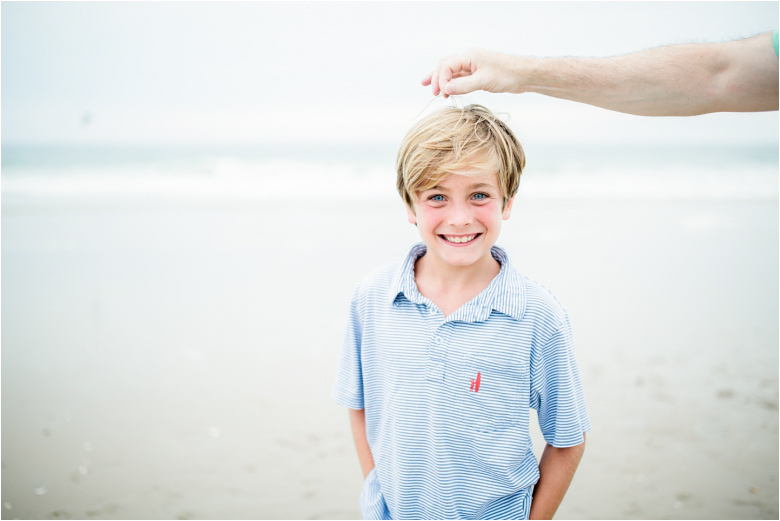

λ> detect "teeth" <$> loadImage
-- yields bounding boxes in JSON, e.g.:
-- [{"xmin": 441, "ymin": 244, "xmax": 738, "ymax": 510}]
[{"xmin": 443, "ymin": 234, "xmax": 476, "ymax": 243}]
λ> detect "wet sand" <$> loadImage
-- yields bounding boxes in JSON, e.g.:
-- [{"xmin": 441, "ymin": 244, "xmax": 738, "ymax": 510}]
[{"xmin": 2, "ymin": 195, "xmax": 777, "ymax": 519}]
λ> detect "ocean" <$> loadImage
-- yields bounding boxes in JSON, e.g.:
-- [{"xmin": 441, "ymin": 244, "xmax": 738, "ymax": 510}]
[{"xmin": 2, "ymin": 143, "xmax": 777, "ymax": 206}]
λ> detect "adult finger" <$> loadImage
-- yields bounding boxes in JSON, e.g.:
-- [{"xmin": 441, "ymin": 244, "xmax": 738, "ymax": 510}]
[
  {"xmin": 437, "ymin": 60, "xmax": 460, "ymax": 99},
  {"xmin": 445, "ymin": 72, "xmax": 484, "ymax": 96},
  {"xmin": 449, "ymin": 71, "xmax": 472, "ymax": 80},
  {"xmin": 430, "ymin": 62, "xmax": 443, "ymax": 96},
  {"xmin": 439, "ymin": 54, "xmax": 477, "ymax": 98},
  {"xmin": 421, "ymin": 72, "xmax": 433, "ymax": 87}
]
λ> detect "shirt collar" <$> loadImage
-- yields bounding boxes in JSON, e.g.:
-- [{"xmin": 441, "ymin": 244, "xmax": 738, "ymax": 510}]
[{"xmin": 389, "ymin": 242, "xmax": 525, "ymax": 322}]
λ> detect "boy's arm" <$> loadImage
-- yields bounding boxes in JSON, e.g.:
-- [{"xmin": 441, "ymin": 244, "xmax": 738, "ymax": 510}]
[
  {"xmin": 529, "ymin": 435, "xmax": 586, "ymax": 520},
  {"xmin": 349, "ymin": 408, "xmax": 375, "ymax": 478}
]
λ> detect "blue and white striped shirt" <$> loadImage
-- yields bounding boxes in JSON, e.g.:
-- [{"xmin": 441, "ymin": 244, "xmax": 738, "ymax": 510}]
[{"xmin": 332, "ymin": 243, "xmax": 590, "ymax": 520}]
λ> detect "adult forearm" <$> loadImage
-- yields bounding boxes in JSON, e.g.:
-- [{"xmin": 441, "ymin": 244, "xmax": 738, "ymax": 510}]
[
  {"xmin": 529, "ymin": 439, "xmax": 585, "ymax": 520},
  {"xmin": 349, "ymin": 408, "xmax": 375, "ymax": 478},
  {"xmin": 518, "ymin": 32, "xmax": 778, "ymax": 116}
]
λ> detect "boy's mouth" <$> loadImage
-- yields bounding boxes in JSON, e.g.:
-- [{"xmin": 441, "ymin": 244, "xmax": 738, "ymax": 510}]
[{"xmin": 439, "ymin": 233, "xmax": 481, "ymax": 245}]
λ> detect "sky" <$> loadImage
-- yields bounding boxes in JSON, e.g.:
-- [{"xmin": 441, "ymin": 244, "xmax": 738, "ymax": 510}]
[{"xmin": 2, "ymin": 1, "xmax": 778, "ymax": 147}]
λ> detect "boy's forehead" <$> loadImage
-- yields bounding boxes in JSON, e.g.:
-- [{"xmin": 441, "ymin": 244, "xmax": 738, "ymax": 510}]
[{"xmin": 422, "ymin": 168, "xmax": 500, "ymax": 191}]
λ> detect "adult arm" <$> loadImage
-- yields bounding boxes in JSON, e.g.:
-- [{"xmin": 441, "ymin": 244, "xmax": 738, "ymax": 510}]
[
  {"xmin": 349, "ymin": 408, "xmax": 375, "ymax": 478},
  {"xmin": 529, "ymin": 435, "xmax": 586, "ymax": 520},
  {"xmin": 423, "ymin": 31, "xmax": 779, "ymax": 116}
]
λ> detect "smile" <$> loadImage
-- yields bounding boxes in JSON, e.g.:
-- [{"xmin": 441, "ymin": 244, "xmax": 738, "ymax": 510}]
[{"xmin": 439, "ymin": 233, "xmax": 481, "ymax": 245}]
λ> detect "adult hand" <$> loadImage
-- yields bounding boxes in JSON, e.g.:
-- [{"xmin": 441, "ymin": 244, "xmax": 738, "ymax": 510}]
[{"xmin": 421, "ymin": 47, "xmax": 523, "ymax": 98}]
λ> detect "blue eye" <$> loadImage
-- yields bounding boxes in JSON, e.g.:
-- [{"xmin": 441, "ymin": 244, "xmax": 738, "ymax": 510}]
[
  {"xmin": 473, "ymin": 193, "xmax": 488, "ymax": 200},
  {"xmin": 431, "ymin": 194, "xmax": 445, "ymax": 201}
]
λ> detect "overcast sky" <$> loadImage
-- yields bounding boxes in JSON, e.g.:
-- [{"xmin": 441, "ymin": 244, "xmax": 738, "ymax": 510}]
[{"xmin": 2, "ymin": 2, "xmax": 778, "ymax": 146}]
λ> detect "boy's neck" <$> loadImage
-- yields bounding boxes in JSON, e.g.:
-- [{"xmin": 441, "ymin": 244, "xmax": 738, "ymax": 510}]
[{"xmin": 414, "ymin": 250, "xmax": 501, "ymax": 299}]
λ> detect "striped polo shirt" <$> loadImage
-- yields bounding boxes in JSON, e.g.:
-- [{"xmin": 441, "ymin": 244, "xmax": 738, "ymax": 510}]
[{"xmin": 332, "ymin": 243, "xmax": 590, "ymax": 520}]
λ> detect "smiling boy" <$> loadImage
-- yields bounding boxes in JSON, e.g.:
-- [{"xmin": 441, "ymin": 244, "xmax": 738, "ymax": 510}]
[{"xmin": 332, "ymin": 104, "xmax": 590, "ymax": 519}]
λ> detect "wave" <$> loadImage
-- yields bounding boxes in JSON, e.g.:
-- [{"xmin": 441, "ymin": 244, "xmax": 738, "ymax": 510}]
[{"xmin": 2, "ymin": 145, "xmax": 777, "ymax": 203}]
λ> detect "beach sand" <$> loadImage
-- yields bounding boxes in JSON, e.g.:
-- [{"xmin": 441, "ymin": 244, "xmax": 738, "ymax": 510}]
[{"xmin": 2, "ymin": 194, "xmax": 777, "ymax": 519}]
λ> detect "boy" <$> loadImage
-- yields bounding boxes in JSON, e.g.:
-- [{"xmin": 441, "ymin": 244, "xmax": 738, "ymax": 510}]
[{"xmin": 332, "ymin": 104, "xmax": 590, "ymax": 520}]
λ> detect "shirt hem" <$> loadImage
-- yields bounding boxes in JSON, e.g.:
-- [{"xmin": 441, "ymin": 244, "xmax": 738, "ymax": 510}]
[{"xmin": 331, "ymin": 389, "xmax": 364, "ymax": 410}]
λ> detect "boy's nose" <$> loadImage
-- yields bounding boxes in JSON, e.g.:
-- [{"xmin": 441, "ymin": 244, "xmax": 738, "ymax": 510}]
[{"xmin": 446, "ymin": 201, "xmax": 473, "ymax": 227}]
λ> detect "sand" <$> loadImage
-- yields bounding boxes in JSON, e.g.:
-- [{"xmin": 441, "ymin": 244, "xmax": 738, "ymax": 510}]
[{"xmin": 2, "ymin": 194, "xmax": 777, "ymax": 519}]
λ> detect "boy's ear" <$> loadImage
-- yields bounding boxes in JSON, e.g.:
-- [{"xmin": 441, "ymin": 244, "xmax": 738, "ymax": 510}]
[
  {"xmin": 502, "ymin": 196, "xmax": 515, "ymax": 220},
  {"xmin": 406, "ymin": 204, "xmax": 417, "ymax": 225}
]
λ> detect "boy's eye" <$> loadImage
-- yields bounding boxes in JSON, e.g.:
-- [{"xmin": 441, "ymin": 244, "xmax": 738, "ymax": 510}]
[
  {"xmin": 430, "ymin": 194, "xmax": 445, "ymax": 201},
  {"xmin": 473, "ymin": 193, "xmax": 488, "ymax": 200}
]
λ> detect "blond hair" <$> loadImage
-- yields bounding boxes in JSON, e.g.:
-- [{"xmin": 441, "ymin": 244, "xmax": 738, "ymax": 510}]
[{"xmin": 396, "ymin": 104, "xmax": 525, "ymax": 210}]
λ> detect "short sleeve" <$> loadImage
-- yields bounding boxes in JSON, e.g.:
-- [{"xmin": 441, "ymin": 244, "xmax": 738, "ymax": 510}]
[
  {"xmin": 529, "ymin": 314, "xmax": 590, "ymax": 447},
  {"xmin": 331, "ymin": 284, "xmax": 365, "ymax": 409}
]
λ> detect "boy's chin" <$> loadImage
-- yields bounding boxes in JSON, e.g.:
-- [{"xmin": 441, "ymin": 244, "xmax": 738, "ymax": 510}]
[{"xmin": 428, "ymin": 245, "xmax": 492, "ymax": 268}]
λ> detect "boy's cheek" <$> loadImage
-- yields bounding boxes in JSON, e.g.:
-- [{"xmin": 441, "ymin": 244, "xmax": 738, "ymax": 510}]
[
  {"xmin": 411, "ymin": 204, "xmax": 437, "ymax": 223},
  {"xmin": 473, "ymin": 205, "xmax": 501, "ymax": 223}
]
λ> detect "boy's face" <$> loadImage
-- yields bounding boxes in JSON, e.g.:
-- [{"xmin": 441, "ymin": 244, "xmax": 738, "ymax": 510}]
[{"xmin": 407, "ymin": 168, "xmax": 514, "ymax": 271}]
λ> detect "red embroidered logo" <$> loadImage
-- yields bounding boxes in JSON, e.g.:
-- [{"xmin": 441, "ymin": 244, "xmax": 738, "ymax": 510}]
[{"xmin": 469, "ymin": 371, "xmax": 481, "ymax": 392}]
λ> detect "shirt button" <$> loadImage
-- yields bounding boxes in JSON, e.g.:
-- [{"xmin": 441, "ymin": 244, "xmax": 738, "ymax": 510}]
[{"xmin": 435, "ymin": 336, "xmax": 443, "ymax": 345}]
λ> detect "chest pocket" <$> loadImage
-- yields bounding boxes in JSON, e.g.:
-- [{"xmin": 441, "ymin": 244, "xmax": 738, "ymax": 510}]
[{"xmin": 458, "ymin": 356, "xmax": 526, "ymax": 432}]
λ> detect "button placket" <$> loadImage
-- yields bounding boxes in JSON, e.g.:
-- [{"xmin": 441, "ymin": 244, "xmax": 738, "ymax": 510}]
[{"xmin": 425, "ymin": 325, "xmax": 448, "ymax": 381}]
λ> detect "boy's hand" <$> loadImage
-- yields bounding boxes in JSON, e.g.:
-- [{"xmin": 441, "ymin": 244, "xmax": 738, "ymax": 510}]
[
  {"xmin": 529, "ymin": 435, "xmax": 586, "ymax": 519},
  {"xmin": 421, "ymin": 48, "xmax": 524, "ymax": 98}
]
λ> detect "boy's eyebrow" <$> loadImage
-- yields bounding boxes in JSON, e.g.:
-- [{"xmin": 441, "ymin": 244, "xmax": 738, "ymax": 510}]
[{"xmin": 425, "ymin": 182, "xmax": 494, "ymax": 192}]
